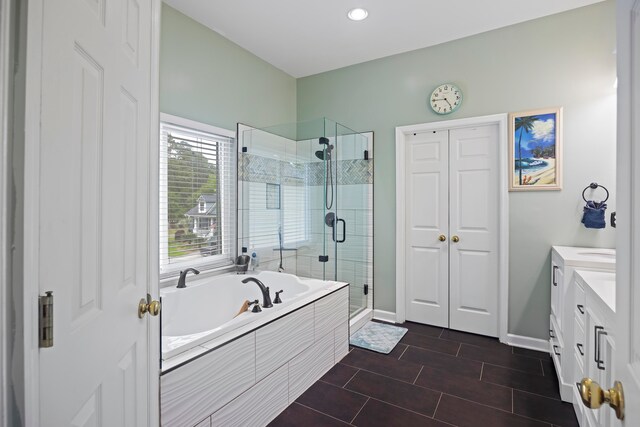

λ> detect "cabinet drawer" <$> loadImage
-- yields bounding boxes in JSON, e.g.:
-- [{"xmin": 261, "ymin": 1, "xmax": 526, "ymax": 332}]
[
  {"xmin": 549, "ymin": 314, "xmax": 562, "ymax": 343},
  {"xmin": 572, "ymin": 353, "xmax": 585, "ymax": 426},
  {"xmin": 574, "ymin": 282, "xmax": 586, "ymax": 326},
  {"xmin": 550, "ymin": 315, "xmax": 562, "ymax": 368},
  {"xmin": 574, "ymin": 316, "xmax": 585, "ymax": 370}
]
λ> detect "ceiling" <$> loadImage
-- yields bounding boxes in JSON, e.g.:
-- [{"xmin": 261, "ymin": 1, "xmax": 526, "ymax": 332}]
[{"xmin": 164, "ymin": 0, "xmax": 604, "ymax": 78}]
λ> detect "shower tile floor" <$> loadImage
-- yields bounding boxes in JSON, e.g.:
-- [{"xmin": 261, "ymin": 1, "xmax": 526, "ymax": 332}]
[{"xmin": 268, "ymin": 321, "xmax": 578, "ymax": 427}]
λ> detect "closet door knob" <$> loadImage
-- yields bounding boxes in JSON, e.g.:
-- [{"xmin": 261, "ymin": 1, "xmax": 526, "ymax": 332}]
[
  {"xmin": 438, "ymin": 234, "xmax": 446, "ymax": 242},
  {"xmin": 451, "ymin": 236, "xmax": 460, "ymax": 243}
]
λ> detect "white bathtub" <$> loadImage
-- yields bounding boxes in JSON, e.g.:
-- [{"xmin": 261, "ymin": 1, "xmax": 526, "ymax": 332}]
[{"xmin": 161, "ymin": 271, "xmax": 343, "ymax": 361}]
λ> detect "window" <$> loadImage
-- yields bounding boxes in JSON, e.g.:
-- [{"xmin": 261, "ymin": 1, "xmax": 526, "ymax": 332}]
[{"xmin": 159, "ymin": 114, "xmax": 236, "ymax": 275}]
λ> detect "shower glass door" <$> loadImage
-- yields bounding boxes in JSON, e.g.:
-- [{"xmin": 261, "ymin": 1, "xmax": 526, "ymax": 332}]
[
  {"xmin": 237, "ymin": 118, "xmax": 373, "ymax": 320},
  {"xmin": 333, "ymin": 123, "xmax": 372, "ymax": 317}
]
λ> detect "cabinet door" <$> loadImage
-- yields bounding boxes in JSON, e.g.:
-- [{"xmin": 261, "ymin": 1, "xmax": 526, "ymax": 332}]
[
  {"xmin": 551, "ymin": 261, "xmax": 563, "ymax": 327},
  {"xmin": 584, "ymin": 307, "xmax": 610, "ymax": 427}
]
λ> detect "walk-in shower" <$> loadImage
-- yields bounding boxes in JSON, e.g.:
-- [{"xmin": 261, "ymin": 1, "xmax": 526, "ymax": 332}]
[{"xmin": 238, "ymin": 118, "xmax": 373, "ymax": 319}]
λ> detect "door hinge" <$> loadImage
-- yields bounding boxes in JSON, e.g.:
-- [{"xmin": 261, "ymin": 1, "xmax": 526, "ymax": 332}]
[
  {"xmin": 319, "ymin": 255, "xmax": 329, "ymax": 263},
  {"xmin": 364, "ymin": 284, "xmax": 369, "ymax": 295},
  {"xmin": 364, "ymin": 150, "xmax": 369, "ymax": 160},
  {"xmin": 39, "ymin": 291, "xmax": 54, "ymax": 348}
]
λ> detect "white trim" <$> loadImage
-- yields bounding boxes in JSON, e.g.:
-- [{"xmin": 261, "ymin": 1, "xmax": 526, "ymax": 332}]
[
  {"xmin": 373, "ymin": 309, "xmax": 397, "ymax": 324},
  {"xmin": 159, "ymin": 112, "xmax": 236, "ymax": 139},
  {"xmin": 503, "ymin": 333, "xmax": 549, "ymax": 353},
  {"xmin": 349, "ymin": 308, "xmax": 373, "ymax": 333},
  {"xmin": 158, "ymin": 113, "xmax": 237, "ymax": 278},
  {"xmin": 23, "ymin": 0, "xmax": 44, "ymax": 422},
  {"xmin": 148, "ymin": 1, "xmax": 162, "ymax": 425},
  {"xmin": 395, "ymin": 114, "xmax": 509, "ymax": 343},
  {"xmin": 0, "ymin": 0, "xmax": 10, "ymax": 421}
]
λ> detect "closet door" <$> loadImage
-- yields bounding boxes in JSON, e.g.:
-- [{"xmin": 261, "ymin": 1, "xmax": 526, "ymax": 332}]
[
  {"xmin": 405, "ymin": 131, "xmax": 449, "ymax": 327},
  {"xmin": 448, "ymin": 125, "xmax": 500, "ymax": 336}
]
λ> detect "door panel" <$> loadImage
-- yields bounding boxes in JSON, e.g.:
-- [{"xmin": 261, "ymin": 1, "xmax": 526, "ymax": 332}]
[
  {"xmin": 405, "ymin": 131, "xmax": 449, "ymax": 327},
  {"xmin": 37, "ymin": 0, "xmax": 153, "ymax": 424},
  {"xmin": 613, "ymin": 1, "xmax": 640, "ymax": 426},
  {"xmin": 449, "ymin": 125, "xmax": 499, "ymax": 336},
  {"xmin": 455, "ymin": 249, "xmax": 491, "ymax": 313}
]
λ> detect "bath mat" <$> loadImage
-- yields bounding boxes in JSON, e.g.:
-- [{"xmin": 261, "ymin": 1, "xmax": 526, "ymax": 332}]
[{"xmin": 349, "ymin": 321, "xmax": 408, "ymax": 354}]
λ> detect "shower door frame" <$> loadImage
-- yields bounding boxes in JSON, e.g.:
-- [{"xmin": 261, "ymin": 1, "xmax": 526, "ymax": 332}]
[{"xmin": 331, "ymin": 130, "xmax": 374, "ymax": 321}]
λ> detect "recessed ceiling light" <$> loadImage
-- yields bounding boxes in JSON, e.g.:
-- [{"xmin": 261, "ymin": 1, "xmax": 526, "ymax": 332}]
[{"xmin": 347, "ymin": 8, "xmax": 368, "ymax": 21}]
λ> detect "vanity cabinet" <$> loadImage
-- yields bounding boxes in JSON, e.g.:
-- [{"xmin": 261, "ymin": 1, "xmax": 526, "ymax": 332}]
[
  {"xmin": 549, "ymin": 247, "xmax": 615, "ymax": 403},
  {"xmin": 571, "ymin": 270, "xmax": 616, "ymax": 427}
]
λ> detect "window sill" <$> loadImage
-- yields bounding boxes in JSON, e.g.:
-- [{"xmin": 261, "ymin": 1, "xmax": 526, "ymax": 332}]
[{"xmin": 159, "ymin": 263, "xmax": 236, "ymax": 289}]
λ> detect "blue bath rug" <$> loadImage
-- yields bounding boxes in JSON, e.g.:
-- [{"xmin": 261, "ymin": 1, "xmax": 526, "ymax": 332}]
[{"xmin": 349, "ymin": 321, "xmax": 408, "ymax": 354}]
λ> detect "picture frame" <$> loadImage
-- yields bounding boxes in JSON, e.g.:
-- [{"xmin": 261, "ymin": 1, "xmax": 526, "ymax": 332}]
[{"xmin": 508, "ymin": 107, "xmax": 562, "ymax": 191}]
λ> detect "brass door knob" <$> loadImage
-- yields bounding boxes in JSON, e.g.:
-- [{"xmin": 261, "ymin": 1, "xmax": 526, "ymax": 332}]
[
  {"xmin": 138, "ymin": 296, "xmax": 161, "ymax": 319},
  {"xmin": 578, "ymin": 378, "xmax": 625, "ymax": 420},
  {"xmin": 451, "ymin": 235, "xmax": 460, "ymax": 243},
  {"xmin": 438, "ymin": 234, "xmax": 446, "ymax": 242}
]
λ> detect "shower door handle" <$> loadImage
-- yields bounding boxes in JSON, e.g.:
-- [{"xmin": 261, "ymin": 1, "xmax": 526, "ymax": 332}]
[{"xmin": 336, "ymin": 218, "xmax": 346, "ymax": 243}]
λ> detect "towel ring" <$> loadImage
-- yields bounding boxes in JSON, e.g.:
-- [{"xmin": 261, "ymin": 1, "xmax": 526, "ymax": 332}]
[{"xmin": 582, "ymin": 182, "xmax": 609, "ymax": 203}]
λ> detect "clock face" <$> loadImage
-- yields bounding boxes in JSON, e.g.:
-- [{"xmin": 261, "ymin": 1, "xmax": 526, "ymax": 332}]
[{"xmin": 430, "ymin": 83, "xmax": 462, "ymax": 115}]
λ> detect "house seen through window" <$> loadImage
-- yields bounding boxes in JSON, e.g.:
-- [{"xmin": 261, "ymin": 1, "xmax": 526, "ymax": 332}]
[{"xmin": 159, "ymin": 114, "xmax": 236, "ymax": 275}]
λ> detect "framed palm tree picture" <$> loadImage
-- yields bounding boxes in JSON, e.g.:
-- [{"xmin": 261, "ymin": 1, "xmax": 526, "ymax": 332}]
[{"xmin": 508, "ymin": 107, "xmax": 562, "ymax": 191}]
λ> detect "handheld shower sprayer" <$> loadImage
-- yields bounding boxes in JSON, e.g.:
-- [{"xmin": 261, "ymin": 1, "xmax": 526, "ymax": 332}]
[
  {"xmin": 314, "ymin": 136, "xmax": 334, "ymax": 160},
  {"xmin": 316, "ymin": 137, "xmax": 334, "ymax": 209}
]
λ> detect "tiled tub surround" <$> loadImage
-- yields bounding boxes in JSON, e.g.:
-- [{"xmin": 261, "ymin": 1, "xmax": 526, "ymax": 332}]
[{"xmin": 160, "ymin": 283, "xmax": 349, "ymax": 427}]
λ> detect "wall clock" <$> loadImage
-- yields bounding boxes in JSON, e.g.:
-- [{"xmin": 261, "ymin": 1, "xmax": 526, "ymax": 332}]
[{"xmin": 430, "ymin": 83, "xmax": 462, "ymax": 115}]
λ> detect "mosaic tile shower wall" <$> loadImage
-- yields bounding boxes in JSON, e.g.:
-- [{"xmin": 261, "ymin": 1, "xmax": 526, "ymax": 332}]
[{"xmin": 239, "ymin": 154, "xmax": 373, "ymax": 186}]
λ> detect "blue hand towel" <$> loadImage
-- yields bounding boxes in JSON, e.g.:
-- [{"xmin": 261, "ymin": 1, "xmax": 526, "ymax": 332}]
[{"xmin": 582, "ymin": 201, "xmax": 607, "ymax": 229}]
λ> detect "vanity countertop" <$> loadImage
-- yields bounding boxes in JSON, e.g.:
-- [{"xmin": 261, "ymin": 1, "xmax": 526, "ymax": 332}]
[
  {"xmin": 552, "ymin": 246, "xmax": 616, "ymax": 270},
  {"xmin": 574, "ymin": 269, "xmax": 616, "ymax": 313}
]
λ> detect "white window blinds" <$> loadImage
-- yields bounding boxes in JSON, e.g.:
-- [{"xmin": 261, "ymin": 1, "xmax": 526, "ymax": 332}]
[{"xmin": 159, "ymin": 116, "xmax": 236, "ymax": 275}]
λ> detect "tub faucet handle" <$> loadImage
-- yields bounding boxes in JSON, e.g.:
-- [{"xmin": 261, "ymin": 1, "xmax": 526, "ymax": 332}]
[
  {"xmin": 274, "ymin": 290, "xmax": 284, "ymax": 304},
  {"xmin": 248, "ymin": 299, "xmax": 261, "ymax": 313}
]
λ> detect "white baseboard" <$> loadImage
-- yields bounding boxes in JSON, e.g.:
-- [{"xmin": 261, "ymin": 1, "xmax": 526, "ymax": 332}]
[
  {"xmin": 372, "ymin": 309, "xmax": 397, "ymax": 324},
  {"xmin": 503, "ymin": 333, "xmax": 549, "ymax": 353}
]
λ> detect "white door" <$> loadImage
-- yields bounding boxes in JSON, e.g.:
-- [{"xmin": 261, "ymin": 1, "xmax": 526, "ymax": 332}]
[
  {"xmin": 405, "ymin": 130, "xmax": 449, "ymax": 327},
  {"xmin": 404, "ymin": 125, "xmax": 499, "ymax": 336},
  {"xmin": 449, "ymin": 125, "xmax": 499, "ymax": 336},
  {"xmin": 34, "ymin": 0, "xmax": 157, "ymax": 425},
  {"xmin": 610, "ymin": 1, "xmax": 640, "ymax": 425}
]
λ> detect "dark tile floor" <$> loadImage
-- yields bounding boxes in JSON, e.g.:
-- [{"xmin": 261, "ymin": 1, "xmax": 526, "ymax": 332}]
[{"xmin": 269, "ymin": 321, "xmax": 578, "ymax": 427}]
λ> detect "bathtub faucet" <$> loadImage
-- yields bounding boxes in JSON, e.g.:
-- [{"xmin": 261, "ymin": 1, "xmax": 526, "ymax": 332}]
[
  {"xmin": 241, "ymin": 277, "xmax": 273, "ymax": 308},
  {"xmin": 177, "ymin": 268, "xmax": 200, "ymax": 289}
]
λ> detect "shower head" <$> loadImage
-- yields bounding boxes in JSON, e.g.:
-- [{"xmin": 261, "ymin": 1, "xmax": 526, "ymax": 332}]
[
  {"xmin": 314, "ymin": 141, "xmax": 334, "ymax": 160},
  {"xmin": 315, "ymin": 150, "xmax": 330, "ymax": 160}
]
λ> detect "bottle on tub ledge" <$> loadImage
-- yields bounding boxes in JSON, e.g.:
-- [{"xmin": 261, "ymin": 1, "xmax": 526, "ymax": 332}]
[{"xmin": 250, "ymin": 246, "xmax": 260, "ymax": 271}]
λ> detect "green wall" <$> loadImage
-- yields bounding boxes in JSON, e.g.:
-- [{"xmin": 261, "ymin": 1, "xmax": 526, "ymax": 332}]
[
  {"xmin": 160, "ymin": 4, "xmax": 297, "ymax": 131},
  {"xmin": 160, "ymin": 1, "xmax": 617, "ymax": 340},
  {"xmin": 297, "ymin": 1, "xmax": 617, "ymax": 339}
]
